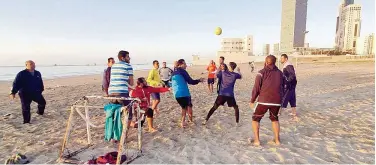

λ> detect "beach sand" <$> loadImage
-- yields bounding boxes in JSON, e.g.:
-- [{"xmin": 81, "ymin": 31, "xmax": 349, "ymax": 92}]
[{"xmin": 0, "ymin": 62, "xmax": 374, "ymax": 164}]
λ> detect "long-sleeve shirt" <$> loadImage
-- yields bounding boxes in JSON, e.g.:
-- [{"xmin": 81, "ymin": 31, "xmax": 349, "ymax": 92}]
[
  {"xmin": 250, "ymin": 65, "xmax": 285, "ymax": 105},
  {"xmin": 282, "ymin": 61, "xmax": 297, "ymax": 89},
  {"xmin": 11, "ymin": 69, "xmax": 44, "ymax": 94},
  {"xmin": 159, "ymin": 67, "xmax": 173, "ymax": 81},
  {"xmin": 147, "ymin": 69, "xmax": 162, "ymax": 87},
  {"xmin": 102, "ymin": 67, "xmax": 111, "ymax": 94},
  {"xmin": 130, "ymin": 86, "xmax": 169, "ymax": 109},
  {"xmin": 171, "ymin": 68, "xmax": 201, "ymax": 98}
]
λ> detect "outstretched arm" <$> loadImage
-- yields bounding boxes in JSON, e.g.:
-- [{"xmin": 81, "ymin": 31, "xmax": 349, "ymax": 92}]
[
  {"xmin": 148, "ymin": 87, "xmax": 170, "ymax": 93},
  {"xmin": 182, "ymin": 70, "xmax": 201, "ymax": 85}
]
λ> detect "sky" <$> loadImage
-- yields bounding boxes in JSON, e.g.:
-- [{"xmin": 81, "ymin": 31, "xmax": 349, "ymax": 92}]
[{"xmin": 0, "ymin": 0, "xmax": 374, "ymax": 66}]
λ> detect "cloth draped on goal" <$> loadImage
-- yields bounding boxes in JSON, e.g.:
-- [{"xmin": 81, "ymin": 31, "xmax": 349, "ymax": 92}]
[{"xmin": 104, "ymin": 103, "xmax": 123, "ymax": 141}]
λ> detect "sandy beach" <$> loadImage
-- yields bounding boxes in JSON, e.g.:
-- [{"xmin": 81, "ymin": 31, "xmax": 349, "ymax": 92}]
[{"xmin": 0, "ymin": 62, "xmax": 374, "ymax": 164}]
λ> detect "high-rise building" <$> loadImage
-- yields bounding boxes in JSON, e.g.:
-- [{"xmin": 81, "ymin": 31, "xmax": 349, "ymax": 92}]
[
  {"xmin": 280, "ymin": 0, "xmax": 308, "ymax": 53},
  {"xmin": 263, "ymin": 44, "xmax": 270, "ymax": 56},
  {"xmin": 364, "ymin": 33, "xmax": 375, "ymax": 55},
  {"xmin": 335, "ymin": 0, "xmax": 361, "ymax": 53},
  {"xmin": 273, "ymin": 43, "xmax": 280, "ymax": 55}
]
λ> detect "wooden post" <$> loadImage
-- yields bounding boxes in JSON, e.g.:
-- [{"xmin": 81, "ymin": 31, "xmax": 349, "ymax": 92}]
[
  {"xmin": 116, "ymin": 107, "xmax": 129, "ymax": 164},
  {"xmin": 137, "ymin": 105, "xmax": 142, "ymax": 151},
  {"xmin": 84, "ymin": 100, "xmax": 92, "ymax": 144},
  {"xmin": 58, "ymin": 106, "xmax": 75, "ymax": 163}
]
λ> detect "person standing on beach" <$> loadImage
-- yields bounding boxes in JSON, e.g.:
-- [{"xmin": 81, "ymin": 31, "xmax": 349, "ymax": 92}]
[
  {"xmin": 108, "ymin": 50, "xmax": 134, "ymax": 126},
  {"xmin": 10, "ymin": 60, "xmax": 46, "ymax": 124},
  {"xmin": 203, "ymin": 62, "xmax": 242, "ymax": 126},
  {"xmin": 250, "ymin": 55, "xmax": 285, "ymax": 146},
  {"xmin": 217, "ymin": 56, "xmax": 225, "ymax": 94},
  {"xmin": 280, "ymin": 54, "xmax": 298, "ymax": 120},
  {"xmin": 103, "ymin": 57, "xmax": 115, "ymax": 96},
  {"xmin": 206, "ymin": 60, "xmax": 217, "ymax": 93},
  {"xmin": 147, "ymin": 60, "xmax": 163, "ymax": 116},
  {"xmin": 171, "ymin": 59, "xmax": 204, "ymax": 128},
  {"xmin": 159, "ymin": 62, "xmax": 173, "ymax": 88}
]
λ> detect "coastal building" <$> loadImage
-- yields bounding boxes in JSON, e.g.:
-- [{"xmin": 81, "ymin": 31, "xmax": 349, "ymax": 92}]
[
  {"xmin": 263, "ymin": 44, "xmax": 270, "ymax": 56},
  {"xmin": 216, "ymin": 35, "xmax": 254, "ymax": 57},
  {"xmin": 273, "ymin": 43, "xmax": 280, "ymax": 55},
  {"xmin": 364, "ymin": 33, "xmax": 375, "ymax": 55},
  {"xmin": 335, "ymin": 0, "xmax": 362, "ymax": 53},
  {"xmin": 280, "ymin": 0, "xmax": 308, "ymax": 53}
]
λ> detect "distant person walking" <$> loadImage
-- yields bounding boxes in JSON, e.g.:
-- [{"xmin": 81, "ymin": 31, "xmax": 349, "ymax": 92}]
[
  {"xmin": 280, "ymin": 54, "xmax": 298, "ymax": 120},
  {"xmin": 206, "ymin": 60, "xmax": 217, "ymax": 93},
  {"xmin": 249, "ymin": 61, "xmax": 255, "ymax": 72},
  {"xmin": 159, "ymin": 62, "xmax": 173, "ymax": 88},
  {"xmin": 102, "ymin": 57, "xmax": 115, "ymax": 96},
  {"xmin": 203, "ymin": 62, "xmax": 242, "ymax": 126},
  {"xmin": 147, "ymin": 60, "xmax": 163, "ymax": 116},
  {"xmin": 171, "ymin": 59, "xmax": 204, "ymax": 128},
  {"xmin": 250, "ymin": 55, "xmax": 285, "ymax": 146},
  {"xmin": 10, "ymin": 60, "xmax": 46, "ymax": 124}
]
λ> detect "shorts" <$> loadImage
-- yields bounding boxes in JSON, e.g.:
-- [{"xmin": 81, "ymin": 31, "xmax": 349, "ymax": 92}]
[
  {"xmin": 135, "ymin": 108, "xmax": 154, "ymax": 128},
  {"xmin": 252, "ymin": 104, "xmax": 280, "ymax": 122},
  {"xmin": 215, "ymin": 95, "xmax": 237, "ymax": 107},
  {"xmin": 109, "ymin": 93, "xmax": 133, "ymax": 120},
  {"xmin": 176, "ymin": 97, "xmax": 193, "ymax": 109},
  {"xmin": 282, "ymin": 88, "xmax": 296, "ymax": 108},
  {"xmin": 207, "ymin": 78, "xmax": 215, "ymax": 84},
  {"xmin": 162, "ymin": 80, "xmax": 171, "ymax": 87},
  {"xmin": 151, "ymin": 93, "xmax": 161, "ymax": 100}
]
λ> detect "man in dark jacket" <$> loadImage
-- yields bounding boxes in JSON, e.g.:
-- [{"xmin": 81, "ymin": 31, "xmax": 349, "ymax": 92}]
[
  {"xmin": 10, "ymin": 60, "xmax": 46, "ymax": 124},
  {"xmin": 280, "ymin": 54, "xmax": 297, "ymax": 119},
  {"xmin": 102, "ymin": 57, "xmax": 115, "ymax": 96},
  {"xmin": 250, "ymin": 55, "xmax": 285, "ymax": 146}
]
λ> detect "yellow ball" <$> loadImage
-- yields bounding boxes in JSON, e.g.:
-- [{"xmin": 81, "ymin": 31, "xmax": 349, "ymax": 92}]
[{"xmin": 215, "ymin": 27, "xmax": 222, "ymax": 35}]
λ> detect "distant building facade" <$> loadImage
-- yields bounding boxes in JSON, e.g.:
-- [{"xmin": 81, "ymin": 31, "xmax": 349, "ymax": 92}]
[
  {"xmin": 364, "ymin": 33, "xmax": 375, "ymax": 55},
  {"xmin": 217, "ymin": 35, "xmax": 254, "ymax": 57},
  {"xmin": 263, "ymin": 44, "xmax": 270, "ymax": 56}
]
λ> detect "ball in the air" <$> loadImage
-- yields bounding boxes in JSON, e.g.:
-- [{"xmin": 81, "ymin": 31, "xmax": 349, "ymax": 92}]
[{"xmin": 215, "ymin": 27, "xmax": 222, "ymax": 35}]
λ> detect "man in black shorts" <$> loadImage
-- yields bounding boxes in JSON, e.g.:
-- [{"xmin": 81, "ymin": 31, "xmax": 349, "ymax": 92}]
[
  {"xmin": 171, "ymin": 59, "xmax": 204, "ymax": 128},
  {"xmin": 203, "ymin": 62, "xmax": 242, "ymax": 126}
]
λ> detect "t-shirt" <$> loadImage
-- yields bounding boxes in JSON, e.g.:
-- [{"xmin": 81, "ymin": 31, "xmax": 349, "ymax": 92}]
[
  {"xmin": 217, "ymin": 71, "xmax": 242, "ymax": 97},
  {"xmin": 159, "ymin": 67, "xmax": 173, "ymax": 81},
  {"xmin": 108, "ymin": 61, "xmax": 133, "ymax": 95},
  {"xmin": 206, "ymin": 64, "xmax": 217, "ymax": 79},
  {"xmin": 147, "ymin": 69, "xmax": 162, "ymax": 87}
]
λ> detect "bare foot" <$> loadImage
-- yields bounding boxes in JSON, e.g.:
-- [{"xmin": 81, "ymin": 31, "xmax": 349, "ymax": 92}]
[
  {"xmin": 180, "ymin": 122, "xmax": 188, "ymax": 128},
  {"xmin": 275, "ymin": 140, "xmax": 281, "ymax": 146},
  {"xmin": 147, "ymin": 128, "xmax": 158, "ymax": 133},
  {"xmin": 247, "ymin": 138, "xmax": 261, "ymax": 146}
]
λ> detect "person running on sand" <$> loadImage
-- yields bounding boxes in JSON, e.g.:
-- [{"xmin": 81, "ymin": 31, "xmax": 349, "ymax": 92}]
[
  {"xmin": 206, "ymin": 60, "xmax": 217, "ymax": 93},
  {"xmin": 171, "ymin": 59, "xmax": 204, "ymax": 128},
  {"xmin": 203, "ymin": 62, "xmax": 242, "ymax": 126},
  {"xmin": 130, "ymin": 77, "xmax": 170, "ymax": 132},
  {"xmin": 250, "ymin": 55, "xmax": 285, "ymax": 146},
  {"xmin": 280, "ymin": 54, "xmax": 298, "ymax": 120},
  {"xmin": 147, "ymin": 60, "xmax": 163, "ymax": 116}
]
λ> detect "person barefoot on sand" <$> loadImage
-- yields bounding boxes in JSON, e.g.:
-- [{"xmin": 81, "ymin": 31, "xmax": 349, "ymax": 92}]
[
  {"xmin": 250, "ymin": 55, "xmax": 285, "ymax": 146},
  {"xmin": 206, "ymin": 60, "xmax": 217, "ymax": 93},
  {"xmin": 147, "ymin": 60, "xmax": 163, "ymax": 116},
  {"xmin": 203, "ymin": 62, "xmax": 242, "ymax": 126},
  {"xmin": 171, "ymin": 59, "xmax": 204, "ymax": 128},
  {"xmin": 130, "ymin": 77, "xmax": 170, "ymax": 132},
  {"xmin": 280, "ymin": 54, "xmax": 298, "ymax": 121}
]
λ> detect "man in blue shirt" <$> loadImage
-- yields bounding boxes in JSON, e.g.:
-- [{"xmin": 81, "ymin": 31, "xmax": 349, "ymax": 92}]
[
  {"xmin": 203, "ymin": 62, "xmax": 242, "ymax": 126},
  {"xmin": 171, "ymin": 59, "xmax": 204, "ymax": 128},
  {"xmin": 10, "ymin": 60, "xmax": 46, "ymax": 124}
]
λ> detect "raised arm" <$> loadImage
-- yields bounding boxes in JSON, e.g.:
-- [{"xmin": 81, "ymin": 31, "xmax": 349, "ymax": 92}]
[
  {"xmin": 250, "ymin": 72, "xmax": 263, "ymax": 103},
  {"xmin": 182, "ymin": 70, "xmax": 201, "ymax": 85}
]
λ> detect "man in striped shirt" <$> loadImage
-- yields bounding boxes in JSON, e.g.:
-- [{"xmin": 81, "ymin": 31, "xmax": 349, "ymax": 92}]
[{"xmin": 108, "ymin": 50, "xmax": 135, "ymax": 119}]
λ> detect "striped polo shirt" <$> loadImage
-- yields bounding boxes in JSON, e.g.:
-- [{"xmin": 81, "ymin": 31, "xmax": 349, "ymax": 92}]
[{"xmin": 108, "ymin": 61, "xmax": 133, "ymax": 95}]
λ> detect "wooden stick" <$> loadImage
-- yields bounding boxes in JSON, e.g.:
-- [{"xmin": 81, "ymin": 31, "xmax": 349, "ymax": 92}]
[
  {"xmin": 73, "ymin": 105, "xmax": 104, "ymax": 109},
  {"xmin": 84, "ymin": 100, "xmax": 92, "ymax": 144},
  {"xmin": 58, "ymin": 106, "xmax": 75, "ymax": 163},
  {"xmin": 116, "ymin": 107, "xmax": 129, "ymax": 164},
  {"xmin": 137, "ymin": 105, "xmax": 142, "ymax": 151}
]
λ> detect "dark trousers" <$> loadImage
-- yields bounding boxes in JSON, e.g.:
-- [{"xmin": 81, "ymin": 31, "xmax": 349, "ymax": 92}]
[{"xmin": 19, "ymin": 93, "xmax": 46, "ymax": 123}]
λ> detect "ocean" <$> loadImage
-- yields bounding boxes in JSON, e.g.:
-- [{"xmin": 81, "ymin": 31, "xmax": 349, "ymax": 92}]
[{"xmin": 0, "ymin": 64, "xmax": 158, "ymax": 81}]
